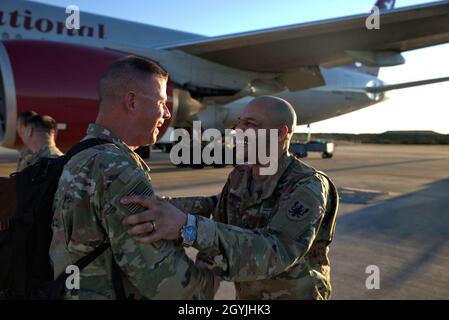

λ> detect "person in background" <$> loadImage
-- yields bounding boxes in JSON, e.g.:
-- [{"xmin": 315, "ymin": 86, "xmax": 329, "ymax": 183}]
[
  {"xmin": 22, "ymin": 114, "xmax": 63, "ymax": 165},
  {"xmin": 16, "ymin": 110, "xmax": 38, "ymax": 171}
]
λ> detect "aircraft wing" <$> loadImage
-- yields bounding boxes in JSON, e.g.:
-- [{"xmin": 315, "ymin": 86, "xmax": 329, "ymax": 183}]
[{"xmin": 160, "ymin": 1, "xmax": 449, "ymax": 73}]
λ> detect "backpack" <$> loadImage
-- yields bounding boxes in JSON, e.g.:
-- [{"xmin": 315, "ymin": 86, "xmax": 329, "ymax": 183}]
[
  {"xmin": 0, "ymin": 138, "xmax": 126, "ymax": 300},
  {"xmin": 314, "ymin": 171, "xmax": 339, "ymax": 244}
]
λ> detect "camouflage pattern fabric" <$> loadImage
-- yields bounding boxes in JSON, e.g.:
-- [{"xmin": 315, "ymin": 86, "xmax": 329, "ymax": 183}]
[
  {"xmin": 168, "ymin": 196, "xmax": 215, "ymax": 218},
  {"xmin": 16, "ymin": 146, "xmax": 34, "ymax": 171},
  {"xmin": 50, "ymin": 123, "xmax": 214, "ymax": 300},
  {"xmin": 171, "ymin": 152, "xmax": 338, "ymax": 300},
  {"xmin": 28, "ymin": 143, "xmax": 63, "ymax": 165},
  {"xmin": 17, "ymin": 143, "xmax": 63, "ymax": 172}
]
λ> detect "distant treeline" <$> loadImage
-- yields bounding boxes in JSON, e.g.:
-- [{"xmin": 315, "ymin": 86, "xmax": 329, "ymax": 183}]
[{"xmin": 292, "ymin": 131, "xmax": 449, "ymax": 145}]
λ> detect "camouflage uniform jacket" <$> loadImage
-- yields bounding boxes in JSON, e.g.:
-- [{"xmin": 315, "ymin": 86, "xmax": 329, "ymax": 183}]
[
  {"xmin": 50, "ymin": 123, "xmax": 213, "ymax": 300},
  {"xmin": 16, "ymin": 146, "xmax": 34, "ymax": 171},
  {"xmin": 170, "ymin": 152, "xmax": 338, "ymax": 300},
  {"xmin": 18, "ymin": 143, "xmax": 63, "ymax": 172}
]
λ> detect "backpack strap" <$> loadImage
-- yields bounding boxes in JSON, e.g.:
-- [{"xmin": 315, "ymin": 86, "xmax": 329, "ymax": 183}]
[
  {"xmin": 44, "ymin": 243, "xmax": 110, "ymax": 300},
  {"xmin": 49, "ymin": 243, "xmax": 127, "ymax": 300},
  {"xmin": 71, "ymin": 243, "xmax": 111, "ymax": 272},
  {"xmin": 63, "ymin": 138, "xmax": 111, "ymax": 164},
  {"xmin": 111, "ymin": 258, "xmax": 127, "ymax": 300}
]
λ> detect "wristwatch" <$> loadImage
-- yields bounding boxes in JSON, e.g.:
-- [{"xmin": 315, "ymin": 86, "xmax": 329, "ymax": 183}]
[{"xmin": 181, "ymin": 213, "xmax": 197, "ymax": 247}]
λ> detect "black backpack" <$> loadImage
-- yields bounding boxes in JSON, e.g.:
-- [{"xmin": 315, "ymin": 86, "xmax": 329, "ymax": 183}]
[{"xmin": 0, "ymin": 138, "xmax": 125, "ymax": 300}]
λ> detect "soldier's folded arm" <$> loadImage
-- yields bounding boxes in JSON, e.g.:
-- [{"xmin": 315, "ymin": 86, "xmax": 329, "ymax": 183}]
[
  {"xmin": 194, "ymin": 175, "xmax": 328, "ymax": 282},
  {"xmin": 96, "ymin": 155, "xmax": 214, "ymax": 299}
]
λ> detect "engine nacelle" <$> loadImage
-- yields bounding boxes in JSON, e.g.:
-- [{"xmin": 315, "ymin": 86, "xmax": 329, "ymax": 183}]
[{"xmin": 0, "ymin": 39, "xmax": 173, "ymax": 150}]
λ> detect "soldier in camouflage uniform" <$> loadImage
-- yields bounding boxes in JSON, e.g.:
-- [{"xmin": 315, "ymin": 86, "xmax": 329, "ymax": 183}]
[
  {"xmin": 15, "ymin": 110, "xmax": 38, "ymax": 171},
  {"xmin": 50, "ymin": 56, "xmax": 214, "ymax": 300},
  {"xmin": 20, "ymin": 114, "xmax": 63, "ymax": 167},
  {"xmin": 122, "ymin": 96, "xmax": 339, "ymax": 300}
]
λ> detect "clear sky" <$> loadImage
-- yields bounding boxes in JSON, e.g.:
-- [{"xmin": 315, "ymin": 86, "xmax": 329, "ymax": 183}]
[{"xmin": 31, "ymin": 0, "xmax": 449, "ymax": 134}]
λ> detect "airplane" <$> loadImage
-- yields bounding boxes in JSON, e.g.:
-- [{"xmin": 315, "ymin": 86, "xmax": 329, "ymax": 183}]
[{"xmin": 1, "ymin": 0, "xmax": 449, "ymax": 151}]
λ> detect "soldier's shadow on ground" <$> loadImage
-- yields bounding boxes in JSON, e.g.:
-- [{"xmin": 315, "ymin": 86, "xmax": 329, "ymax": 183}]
[{"xmin": 333, "ymin": 178, "xmax": 449, "ymax": 298}]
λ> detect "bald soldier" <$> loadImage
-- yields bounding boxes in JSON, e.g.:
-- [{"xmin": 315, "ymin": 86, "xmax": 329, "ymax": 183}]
[
  {"xmin": 22, "ymin": 114, "xmax": 63, "ymax": 165},
  {"xmin": 50, "ymin": 56, "xmax": 215, "ymax": 300},
  {"xmin": 16, "ymin": 110, "xmax": 38, "ymax": 171},
  {"xmin": 122, "ymin": 96, "xmax": 339, "ymax": 300}
]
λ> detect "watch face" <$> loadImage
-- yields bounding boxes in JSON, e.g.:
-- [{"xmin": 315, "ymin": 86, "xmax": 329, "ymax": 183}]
[{"xmin": 183, "ymin": 226, "xmax": 197, "ymax": 241}]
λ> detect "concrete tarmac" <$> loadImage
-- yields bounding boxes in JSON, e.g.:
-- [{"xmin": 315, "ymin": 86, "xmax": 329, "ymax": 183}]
[{"xmin": 1, "ymin": 143, "xmax": 448, "ymax": 299}]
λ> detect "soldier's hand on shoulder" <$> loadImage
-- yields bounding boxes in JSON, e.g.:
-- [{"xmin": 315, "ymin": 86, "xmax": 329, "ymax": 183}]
[{"xmin": 121, "ymin": 196, "xmax": 188, "ymax": 244}]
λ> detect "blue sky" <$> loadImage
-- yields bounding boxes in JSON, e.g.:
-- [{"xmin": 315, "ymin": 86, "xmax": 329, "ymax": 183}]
[{"xmin": 32, "ymin": 0, "xmax": 449, "ymax": 134}]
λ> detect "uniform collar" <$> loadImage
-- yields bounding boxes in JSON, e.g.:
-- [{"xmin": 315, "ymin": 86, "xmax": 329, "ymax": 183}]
[
  {"xmin": 86, "ymin": 123, "xmax": 124, "ymax": 144},
  {"xmin": 85, "ymin": 123, "xmax": 151, "ymax": 172},
  {"xmin": 85, "ymin": 123, "xmax": 136, "ymax": 153},
  {"xmin": 36, "ymin": 144, "xmax": 50, "ymax": 156},
  {"xmin": 230, "ymin": 151, "xmax": 294, "ymax": 206},
  {"xmin": 27, "ymin": 143, "xmax": 50, "ymax": 164}
]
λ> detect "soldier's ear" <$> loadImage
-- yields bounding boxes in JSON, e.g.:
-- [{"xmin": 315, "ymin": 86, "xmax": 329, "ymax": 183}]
[
  {"xmin": 278, "ymin": 125, "xmax": 289, "ymax": 142},
  {"xmin": 26, "ymin": 126, "xmax": 33, "ymax": 138},
  {"xmin": 124, "ymin": 91, "xmax": 136, "ymax": 112}
]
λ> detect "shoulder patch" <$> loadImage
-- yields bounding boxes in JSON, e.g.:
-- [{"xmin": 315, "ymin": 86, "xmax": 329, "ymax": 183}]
[
  {"xmin": 287, "ymin": 201, "xmax": 311, "ymax": 221},
  {"xmin": 118, "ymin": 167, "xmax": 135, "ymax": 184}
]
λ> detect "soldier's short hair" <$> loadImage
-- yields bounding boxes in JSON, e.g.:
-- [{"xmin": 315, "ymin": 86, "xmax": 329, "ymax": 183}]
[
  {"xmin": 98, "ymin": 56, "xmax": 168, "ymax": 107},
  {"xmin": 17, "ymin": 110, "xmax": 38, "ymax": 126},
  {"xmin": 26, "ymin": 114, "xmax": 57, "ymax": 134},
  {"xmin": 249, "ymin": 96, "xmax": 297, "ymax": 133}
]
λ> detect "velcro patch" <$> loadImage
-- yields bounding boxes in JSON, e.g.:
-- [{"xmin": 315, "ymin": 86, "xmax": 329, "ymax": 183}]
[
  {"xmin": 287, "ymin": 201, "xmax": 311, "ymax": 221},
  {"xmin": 123, "ymin": 180, "xmax": 154, "ymax": 215},
  {"xmin": 118, "ymin": 167, "xmax": 135, "ymax": 184}
]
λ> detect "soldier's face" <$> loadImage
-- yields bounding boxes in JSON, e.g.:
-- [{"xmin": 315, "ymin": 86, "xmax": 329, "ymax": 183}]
[
  {"xmin": 133, "ymin": 75, "xmax": 170, "ymax": 146},
  {"xmin": 16, "ymin": 120, "xmax": 26, "ymax": 141},
  {"xmin": 235, "ymin": 103, "xmax": 272, "ymax": 162}
]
